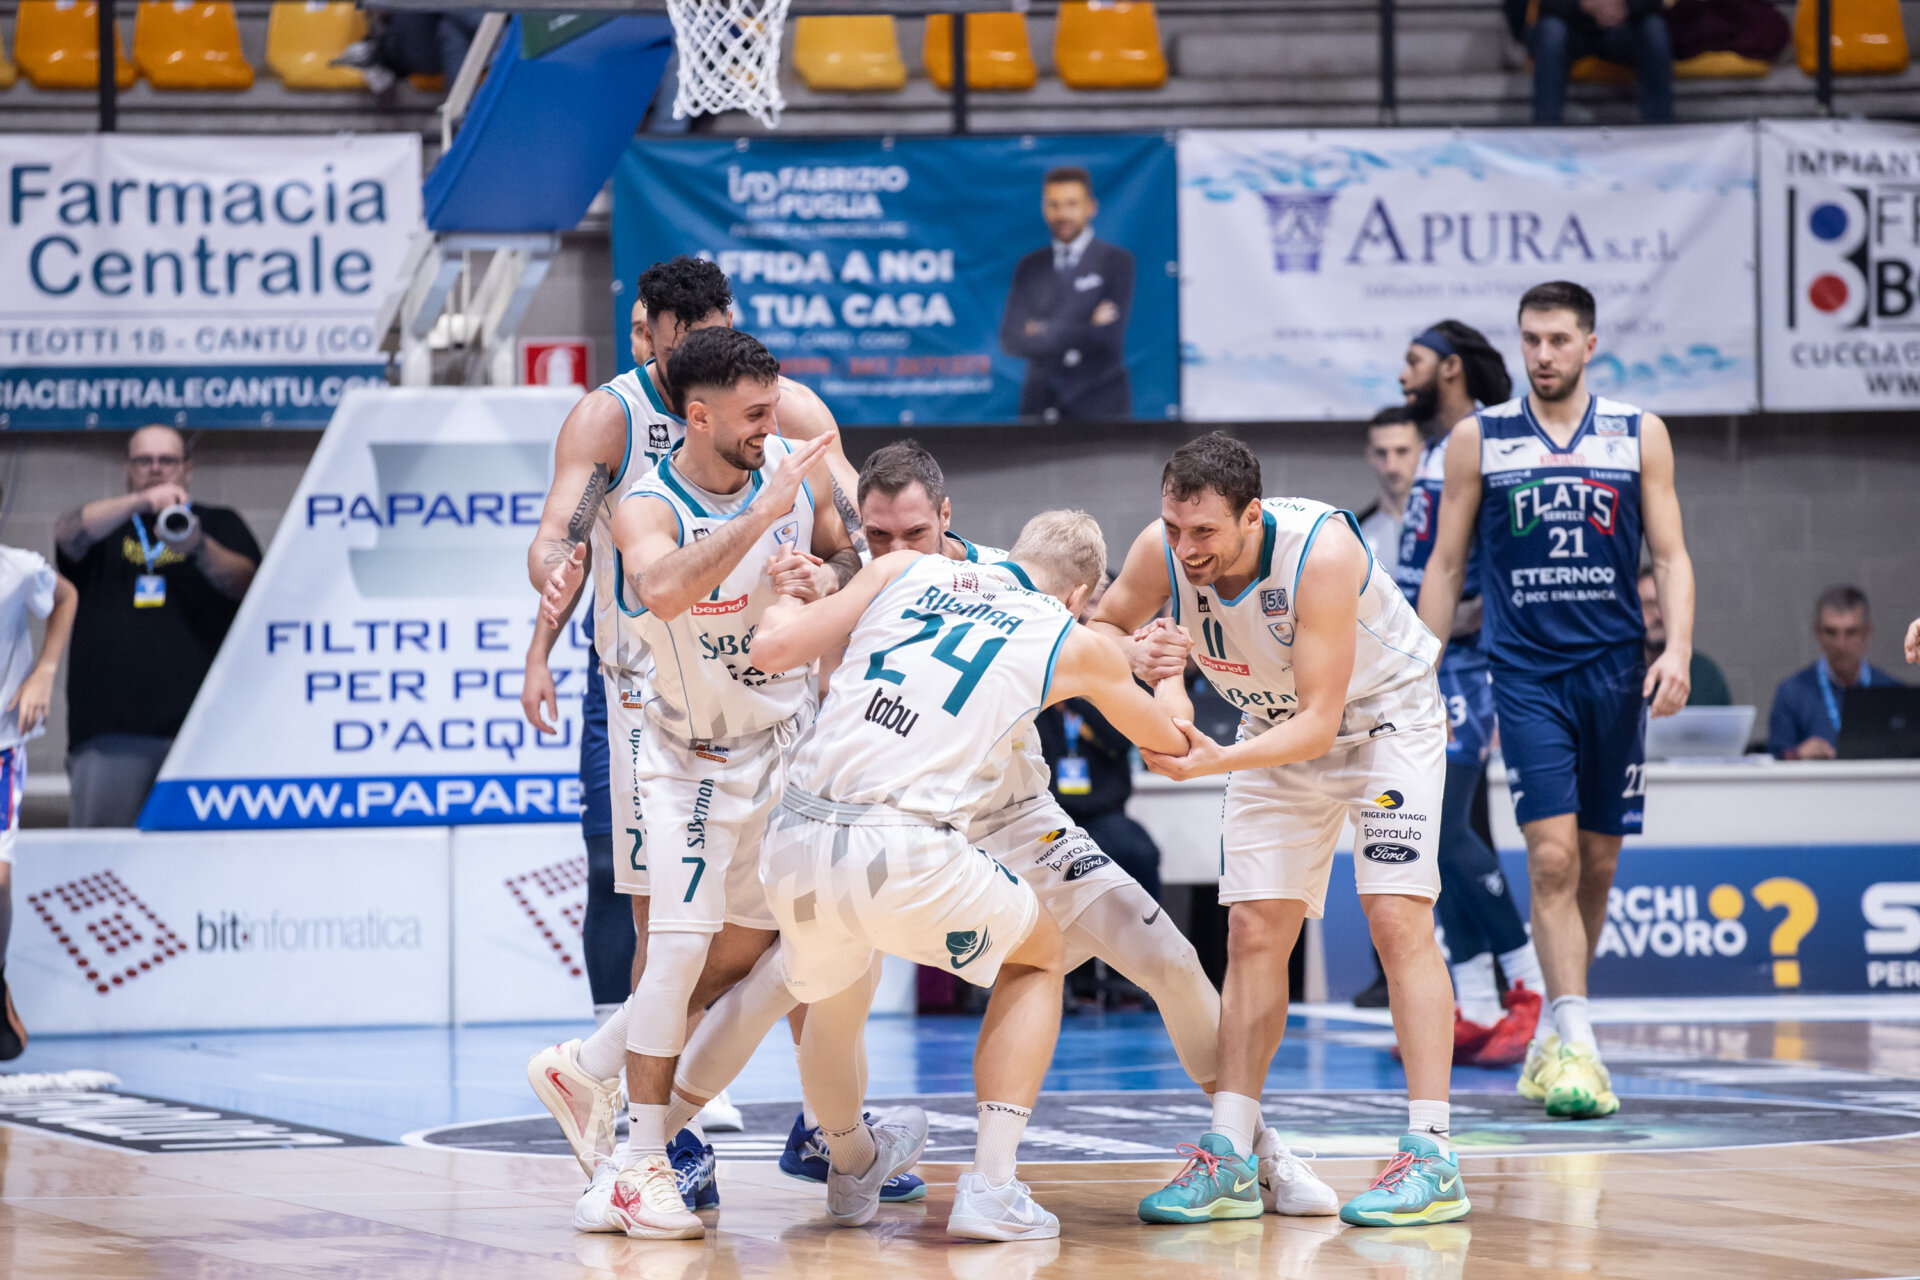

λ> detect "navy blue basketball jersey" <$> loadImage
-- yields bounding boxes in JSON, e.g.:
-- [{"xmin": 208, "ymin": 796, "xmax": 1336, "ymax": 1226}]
[
  {"xmin": 1474, "ymin": 394, "xmax": 1646, "ymax": 675},
  {"xmin": 1395, "ymin": 430, "xmax": 1484, "ymax": 659}
]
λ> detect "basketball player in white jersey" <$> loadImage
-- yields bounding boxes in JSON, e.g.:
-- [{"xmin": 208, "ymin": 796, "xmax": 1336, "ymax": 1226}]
[
  {"xmin": 522, "ymin": 257, "xmax": 865, "ymax": 1180},
  {"xmin": 1094, "ymin": 432, "xmax": 1467, "ymax": 1228},
  {"xmin": 748, "ymin": 510, "xmax": 1192, "ymax": 1240}
]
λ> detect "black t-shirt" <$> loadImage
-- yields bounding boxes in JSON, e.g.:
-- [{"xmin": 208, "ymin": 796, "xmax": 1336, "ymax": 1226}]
[
  {"xmin": 58, "ymin": 505, "xmax": 261, "ymax": 749},
  {"xmin": 1037, "ymin": 698, "xmax": 1134, "ymax": 825}
]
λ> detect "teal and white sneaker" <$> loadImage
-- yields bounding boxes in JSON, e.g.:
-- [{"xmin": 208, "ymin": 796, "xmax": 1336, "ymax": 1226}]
[
  {"xmin": 1338, "ymin": 1134, "xmax": 1470, "ymax": 1227},
  {"xmin": 1136, "ymin": 1133, "xmax": 1263, "ymax": 1224}
]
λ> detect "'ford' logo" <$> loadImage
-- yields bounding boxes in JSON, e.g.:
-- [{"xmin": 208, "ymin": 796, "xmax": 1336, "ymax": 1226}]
[{"xmin": 1362, "ymin": 843, "xmax": 1419, "ymax": 864}]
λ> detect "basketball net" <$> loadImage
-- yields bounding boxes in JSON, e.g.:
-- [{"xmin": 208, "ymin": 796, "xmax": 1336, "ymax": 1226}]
[{"xmin": 666, "ymin": 0, "xmax": 792, "ymax": 128}]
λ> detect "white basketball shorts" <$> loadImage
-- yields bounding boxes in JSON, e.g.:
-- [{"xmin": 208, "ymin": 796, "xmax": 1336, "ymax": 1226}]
[
  {"xmin": 968, "ymin": 793, "xmax": 1136, "ymax": 929},
  {"xmin": 0, "ymin": 747, "xmax": 21, "ymax": 865},
  {"xmin": 606, "ymin": 669, "xmax": 650, "ymax": 897},
  {"xmin": 762, "ymin": 788, "xmax": 1040, "ymax": 1003},
  {"xmin": 1220, "ymin": 720, "xmax": 1446, "ymax": 916}
]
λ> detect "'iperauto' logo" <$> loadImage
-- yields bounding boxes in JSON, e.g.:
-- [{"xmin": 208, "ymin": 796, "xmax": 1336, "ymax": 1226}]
[
  {"xmin": 504, "ymin": 856, "xmax": 589, "ymax": 979},
  {"xmin": 28, "ymin": 871, "xmax": 186, "ymax": 996}
]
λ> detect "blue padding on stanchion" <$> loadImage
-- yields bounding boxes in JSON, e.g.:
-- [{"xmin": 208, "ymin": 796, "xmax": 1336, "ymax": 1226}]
[{"xmin": 424, "ymin": 16, "xmax": 674, "ymax": 233}]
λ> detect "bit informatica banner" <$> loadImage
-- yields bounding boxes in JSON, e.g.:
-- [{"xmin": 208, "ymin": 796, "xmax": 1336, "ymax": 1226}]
[
  {"xmin": 612, "ymin": 133, "xmax": 1179, "ymax": 426},
  {"xmin": 1178, "ymin": 125, "xmax": 1759, "ymax": 420},
  {"xmin": 1, "ymin": 133, "xmax": 420, "ymax": 430}
]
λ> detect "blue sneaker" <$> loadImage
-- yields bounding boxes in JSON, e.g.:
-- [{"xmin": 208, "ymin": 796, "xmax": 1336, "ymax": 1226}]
[
  {"xmin": 667, "ymin": 1127, "xmax": 719, "ymax": 1211},
  {"xmin": 778, "ymin": 1110, "xmax": 928, "ymax": 1203},
  {"xmin": 1338, "ymin": 1134, "xmax": 1470, "ymax": 1227}
]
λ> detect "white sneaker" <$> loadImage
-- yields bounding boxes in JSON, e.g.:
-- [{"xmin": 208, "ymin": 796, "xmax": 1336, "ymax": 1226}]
[
  {"xmin": 695, "ymin": 1088, "xmax": 744, "ymax": 1132},
  {"xmin": 947, "ymin": 1171, "xmax": 1059, "ymax": 1242},
  {"xmin": 608, "ymin": 1153, "xmax": 704, "ymax": 1239},
  {"xmin": 528, "ymin": 1039, "xmax": 621, "ymax": 1178},
  {"xmin": 1254, "ymin": 1128, "xmax": 1339, "ymax": 1216},
  {"xmin": 572, "ymin": 1154, "xmax": 622, "ymax": 1233},
  {"xmin": 826, "ymin": 1105, "xmax": 929, "ymax": 1227}
]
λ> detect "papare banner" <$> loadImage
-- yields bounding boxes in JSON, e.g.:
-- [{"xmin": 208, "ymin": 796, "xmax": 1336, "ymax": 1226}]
[
  {"xmin": 1179, "ymin": 125, "xmax": 1757, "ymax": 419},
  {"xmin": 1, "ymin": 134, "xmax": 420, "ymax": 429},
  {"xmin": 612, "ymin": 134, "xmax": 1179, "ymax": 425},
  {"xmin": 140, "ymin": 388, "xmax": 589, "ymax": 830},
  {"xmin": 1758, "ymin": 118, "xmax": 1920, "ymax": 410}
]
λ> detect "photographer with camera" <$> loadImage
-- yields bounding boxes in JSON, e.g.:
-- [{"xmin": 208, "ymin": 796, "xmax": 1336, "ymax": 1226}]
[{"xmin": 54, "ymin": 426, "xmax": 261, "ymax": 827}]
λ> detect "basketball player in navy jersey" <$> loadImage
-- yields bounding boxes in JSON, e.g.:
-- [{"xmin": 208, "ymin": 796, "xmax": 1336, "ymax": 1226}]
[
  {"xmin": 1415, "ymin": 281, "xmax": 1697, "ymax": 1119},
  {"xmin": 1395, "ymin": 320, "xmax": 1546, "ymax": 1066}
]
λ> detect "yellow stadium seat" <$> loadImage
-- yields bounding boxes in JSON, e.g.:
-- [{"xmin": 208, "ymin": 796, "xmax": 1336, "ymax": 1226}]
[
  {"xmin": 924, "ymin": 13, "xmax": 1036, "ymax": 91},
  {"xmin": 1674, "ymin": 50, "xmax": 1775, "ymax": 78},
  {"xmin": 1570, "ymin": 55, "xmax": 1633, "ymax": 83},
  {"xmin": 408, "ymin": 72, "xmax": 445, "ymax": 91},
  {"xmin": 1, "ymin": 38, "xmax": 16, "ymax": 90},
  {"xmin": 15, "ymin": 0, "xmax": 138, "ymax": 89},
  {"xmin": 1054, "ymin": 1, "xmax": 1166, "ymax": 90},
  {"xmin": 267, "ymin": 1, "xmax": 368, "ymax": 90},
  {"xmin": 791, "ymin": 15, "xmax": 906, "ymax": 92},
  {"xmin": 135, "ymin": 0, "xmax": 254, "ymax": 90},
  {"xmin": 1795, "ymin": 0, "xmax": 1908, "ymax": 74}
]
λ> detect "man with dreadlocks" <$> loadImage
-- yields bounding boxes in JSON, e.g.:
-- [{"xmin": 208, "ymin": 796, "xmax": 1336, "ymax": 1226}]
[{"xmin": 1394, "ymin": 320, "xmax": 1546, "ymax": 1069}]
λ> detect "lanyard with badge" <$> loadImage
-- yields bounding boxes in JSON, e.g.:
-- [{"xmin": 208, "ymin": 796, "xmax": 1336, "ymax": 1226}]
[
  {"xmin": 1817, "ymin": 659, "xmax": 1869, "ymax": 734},
  {"xmin": 130, "ymin": 513, "xmax": 168, "ymax": 608},
  {"xmin": 1056, "ymin": 707, "xmax": 1091, "ymax": 796}
]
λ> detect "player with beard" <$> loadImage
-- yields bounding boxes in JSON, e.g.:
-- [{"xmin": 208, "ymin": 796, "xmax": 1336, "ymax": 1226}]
[
  {"xmin": 1414, "ymin": 282, "xmax": 1697, "ymax": 1120},
  {"xmin": 1394, "ymin": 320, "xmax": 1546, "ymax": 1066}
]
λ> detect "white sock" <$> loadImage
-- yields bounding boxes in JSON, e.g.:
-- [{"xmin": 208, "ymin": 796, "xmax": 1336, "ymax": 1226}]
[
  {"xmin": 1408, "ymin": 1099, "xmax": 1450, "ymax": 1155},
  {"xmin": 625, "ymin": 1102, "xmax": 668, "ymax": 1164},
  {"xmin": 579, "ymin": 1003, "xmax": 629, "ymax": 1081},
  {"xmin": 1450, "ymin": 952, "xmax": 1502, "ymax": 1025},
  {"xmin": 593, "ymin": 1002, "xmax": 623, "ymax": 1028},
  {"xmin": 824, "ymin": 1118, "xmax": 876, "ymax": 1175},
  {"xmin": 973, "ymin": 1101, "xmax": 1030, "ymax": 1186},
  {"xmin": 795, "ymin": 1042, "xmax": 817, "ymax": 1129},
  {"xmin": 1210, "ymin": 1091, "xmax": 1261, "ymax": 1159},
  {"xmin": 1551, "ymin": 994, "xmax": 1596, "ymax": 1051},
  {"xmin": 663, "ymin": 1093, "xmax": 701, "ymax": 1139},
  {"xmin": 1499, "ymin": 941, "xmax": 1546, "ymax": 994}
]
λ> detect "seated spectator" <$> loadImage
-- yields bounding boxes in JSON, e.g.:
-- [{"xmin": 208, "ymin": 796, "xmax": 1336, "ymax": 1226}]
[
  {"xmin": 1527, "ymin": 0, "xmax": 1675, "ymax": 126},
  {"xmin": 1769, "ymin": 585, "xmax": 1904, "ymax": 760},
  {"xmin": 1640, "ymin": 567, "xmax": 1730, "ymax": 705},
  {"xmin": 333, "ymin": 9, "xmax": 483, "ymax": 93},
  {"xmin": 1356, "ymin": 406, "xmax": 1423, "ymax": 581},
  {"xmin": 54, "ymin": 427, "xmax": 262, "ymax": 827}
]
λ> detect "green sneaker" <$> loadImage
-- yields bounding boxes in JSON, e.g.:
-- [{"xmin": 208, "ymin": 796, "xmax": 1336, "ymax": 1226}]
[
  {"xmin": 1545, "ymin": 1042, "xmax": 1621, "ymax": 1118},
  {"xmin": 1136, "ymin": 1133, "xmax": 1263, "ymax": 1224},
  {"xmin": 1516, "ymin": 1032, "xmax": 1560, "ymax": 1103},
  {"xmin": 1338, "ymin": 1134, "xmax": 1470, "ymax": 1227}
]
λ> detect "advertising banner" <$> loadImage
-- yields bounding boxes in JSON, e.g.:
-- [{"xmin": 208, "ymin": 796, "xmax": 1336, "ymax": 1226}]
[
  {"xmin": 140, "ymin": 387, "xmax": 589, "ymax": 830},
  {"xmin": 450, "ymin": 824, "xmax": 593, "ymax": 1023},
  {"xmin": 1179, "ymin": 125, "xmax": 1758, "ymax": 420},
  {"xmin": 1758, "ymin": 118, "xmax": 1920, "ymax": 410},
  {"xmin": 12, "ymin": 830, "xmax": 449, "ymax": 1034},
  {"xmin": 1, "ymin": 134, "xmax": 420, "ymax": 429},
  {"xmin": 613, "ymin": 134, "xmax": 1179, "ymax": 425}
]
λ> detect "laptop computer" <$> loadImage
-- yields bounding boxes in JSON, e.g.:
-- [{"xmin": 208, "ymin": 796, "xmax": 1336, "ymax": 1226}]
[
  {"xmin": 1643, "ymin": 705, "xmax": 1757, "ymax": 760},
  {"xmin": 1837, "ymin": 685, "xmax": 1920, "ymax": 759}
]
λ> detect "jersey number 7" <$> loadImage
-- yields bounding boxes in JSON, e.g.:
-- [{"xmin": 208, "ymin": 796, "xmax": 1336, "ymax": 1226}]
[{"xmin": 865, "ymin": 608, "xmax": 1007, "ymax": 715}]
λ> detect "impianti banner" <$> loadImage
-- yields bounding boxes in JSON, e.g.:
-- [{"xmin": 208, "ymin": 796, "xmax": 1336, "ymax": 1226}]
[
  {"xmin": 1758, "ymin": 118, "xmax": 1920, "ymax": 410},
  {"xmin": 139, "ymin": 387, "xmax": 590, "ymax": 830},
  {"xmin": 1179, "ymin": 125, "xmax": 1758, "ymax": 420},
  {"xmin": 0, "ymin": 134, "xmax": 420, "ymax": 429},
  {"xmin": 613, "ymin": 134, "xmax": 1179, "ymax": 426}
]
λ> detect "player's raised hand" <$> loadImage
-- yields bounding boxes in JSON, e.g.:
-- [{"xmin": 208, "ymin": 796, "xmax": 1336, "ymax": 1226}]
[
  {"xmin": 1905, "ymin": 616, "xmax": 1919, "ymax": 665},
  {"xmin": 1644, "ymin": 645, "xmax": 1691, "ymax": 719},
  {"xmin": 1140, "ymin": 719, "xmax": 1225, "ymax": 782},
  {"xmin": 754, "ymin": 430, "xmax": 837, "ymax": 519},
  {"xmin": 541, "ymin": 543, "xmax": 587, "ymax": 629},
  {"xmin": 768, "ymin": 548, "xmax": 832, "ymax": 602},
  {"xmin": 1129, "ymin": 617, "xmax": 1193, "ymax": 684},
  {"xmin": 521, "ymin": 656, "xmax": 559, "ymax": 735}
]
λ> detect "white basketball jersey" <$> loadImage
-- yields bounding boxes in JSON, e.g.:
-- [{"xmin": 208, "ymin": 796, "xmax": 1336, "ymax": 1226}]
[
  {"xmin": 791, "ymin": 556, "xmax": 1075, "ymax": 828},
  {"xmin": 619, "ymin": 435, "xmax": 817, "ymax": 740},
  {"xmin": 1169, "ymin": 497, "xmax": 1442, "ymax": 744},
  {"xmin": 590, "ymin": 362, "xmax": 683, "ymax": 671}
]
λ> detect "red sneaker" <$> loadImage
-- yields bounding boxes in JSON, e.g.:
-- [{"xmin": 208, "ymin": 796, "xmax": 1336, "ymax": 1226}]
[
  {"xmin": 1468, "ymin": 981, "xmax": 1543, "ymax": 1067},
  {"xmin": 1390, "ymin": 1008, "xmax": 1493, "ymax": 1063}
]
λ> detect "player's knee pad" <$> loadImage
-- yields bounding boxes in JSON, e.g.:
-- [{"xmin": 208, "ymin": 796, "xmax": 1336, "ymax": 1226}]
[{"xmin": 624, "ymin": 930, "xmax": 712, "ymax": 1058}]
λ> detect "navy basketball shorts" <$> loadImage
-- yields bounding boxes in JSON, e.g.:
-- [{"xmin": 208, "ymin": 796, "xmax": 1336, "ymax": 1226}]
[
  {"xmin": 1491, "ymin": 641, "xmax": 1647, "ymax": 836},
  {"xmin": 1438, "ymin": 649, "xmax": 1496, "ymax": 767}
]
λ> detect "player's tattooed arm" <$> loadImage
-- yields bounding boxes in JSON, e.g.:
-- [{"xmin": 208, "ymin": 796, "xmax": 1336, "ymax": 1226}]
[
  {"xmin": 829, "ymin": 475, "xmax": 870, "ymax": 559},
  {"xmin": 541, "ymin": 462, "xmax": 609, "ymax": 568},
  {"xmin": 824, "ymin": 546, "xmax": 861, "ymax": 590}
]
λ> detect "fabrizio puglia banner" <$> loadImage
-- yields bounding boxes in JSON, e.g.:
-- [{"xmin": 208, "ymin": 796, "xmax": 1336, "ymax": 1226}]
[
  {"xmin": 0, "ymin": 133, "xmax": 420, "ymax": 429},
  {"xmin": 1179, "ymin": 125, "xmax": 1758, "ymax": 420},
  {"xmin": 1758, "ymin": 118, "xmax": 1920, "ymax": 410},
  {"xmin": 139, "ymin": 387, "xmax": 592, "ymax": 830}
]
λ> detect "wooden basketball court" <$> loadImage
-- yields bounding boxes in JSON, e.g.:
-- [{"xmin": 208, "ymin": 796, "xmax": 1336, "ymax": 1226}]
[{"xmin": 4, "ymin": 1006, "xmax": 1918, "ymax": 1279}]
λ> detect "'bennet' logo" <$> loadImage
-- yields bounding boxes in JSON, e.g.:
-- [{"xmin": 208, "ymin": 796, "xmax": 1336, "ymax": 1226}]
[
  {"xmin": 1198, "ymin": 656, "xmax": 1251, "ymax": 676},
  {"xmin": 693, "ymin": 593, "xmax": 749, "ymax": 616}
]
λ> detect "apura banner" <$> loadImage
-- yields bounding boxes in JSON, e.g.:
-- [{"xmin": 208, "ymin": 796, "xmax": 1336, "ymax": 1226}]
[
  {"xmin": 140, "ymin": 387, "xmax": 590, "ymax": 830},
  {"xmin": 1758, "ymin": 118, "xmax": 1920, "ymax": 410},
  {"xmin": 612, "ymin": 134, "xmax": 1179, "ymax": 425},
  {"xmin": 0, "ymin": 133, "xmax": 420, "ymax": 429},
  {"xmin": 1179, "ymin": 125, "xmax": 1757, "ymax": 420}
]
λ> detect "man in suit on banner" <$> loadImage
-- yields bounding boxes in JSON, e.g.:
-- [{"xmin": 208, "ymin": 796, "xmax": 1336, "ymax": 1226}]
[{"xmin": 999, "ymin": 166, "xmax": 1137, "ymax": 423}]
